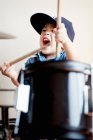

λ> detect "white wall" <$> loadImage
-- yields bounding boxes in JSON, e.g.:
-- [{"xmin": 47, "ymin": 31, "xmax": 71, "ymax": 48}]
[{"xmin": 0, "ymin": 0, "xmax": 93, "ymax": 118}]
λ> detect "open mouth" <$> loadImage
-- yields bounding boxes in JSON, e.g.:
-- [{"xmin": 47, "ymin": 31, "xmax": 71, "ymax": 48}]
[{"xmin": 43, "ymin": 37, "xmax": 50, "ymax": 45}]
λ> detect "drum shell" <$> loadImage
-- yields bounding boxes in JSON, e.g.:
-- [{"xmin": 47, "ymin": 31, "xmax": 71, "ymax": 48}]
[
  {"xmin": 31, "ymin": 66, "xmax": 85, "ymax": 127},
  {"xmin": 18, "ymin": 61, "xmax": 91, "ymax": 138}
]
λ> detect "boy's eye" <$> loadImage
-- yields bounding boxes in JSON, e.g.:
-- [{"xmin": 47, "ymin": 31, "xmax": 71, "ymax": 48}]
[
  {"xmin": 41, "ymin": 28, "xmax": 54, "ymax": 32},
  {"xmin": 42, "ymin": 29, "xmax": 46, "ymax": 32},
  {"xmin": 51, "ymin": 29, "xmax": 54, "ymax": 32}
]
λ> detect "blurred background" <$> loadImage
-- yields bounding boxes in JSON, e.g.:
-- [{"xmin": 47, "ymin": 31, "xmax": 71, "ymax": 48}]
[{"xmin": 0, "ymin": 0, "xmax": 93, "ymax": 120}]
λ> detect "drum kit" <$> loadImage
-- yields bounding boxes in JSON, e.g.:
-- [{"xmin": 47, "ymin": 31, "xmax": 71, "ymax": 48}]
[
  {"xmin": 12, "ymin": 60, "xmax": 92, "ymax": 140},
  {"xmin": 0, "ymin": 0, "xmax": 93, "ymax": 139}
]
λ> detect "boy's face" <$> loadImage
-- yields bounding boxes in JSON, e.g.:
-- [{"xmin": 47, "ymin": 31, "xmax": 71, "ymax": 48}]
[{"xmin": 40, "ymin": 23, "xmax": 57, "ymax": 56}]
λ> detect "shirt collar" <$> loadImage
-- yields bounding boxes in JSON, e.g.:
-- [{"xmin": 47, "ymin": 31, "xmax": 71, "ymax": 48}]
[{"xmin": 36, "ymin": 52, "xmax": 65, "ymax": 61}]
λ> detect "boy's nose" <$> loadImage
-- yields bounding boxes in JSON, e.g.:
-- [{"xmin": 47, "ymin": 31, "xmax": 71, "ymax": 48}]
[{"xmin": 45, "ymin": 32, "xmax": 50, "ymax": 35}]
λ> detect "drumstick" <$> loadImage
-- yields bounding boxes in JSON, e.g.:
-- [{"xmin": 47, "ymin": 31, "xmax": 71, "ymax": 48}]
[
  {"xmin": 56, "ymin": 0, "xmax": 61, "ymax": 57},
  {"xmin": 0, "ymin": 46, "xmax": 46, "ymax": 71}
]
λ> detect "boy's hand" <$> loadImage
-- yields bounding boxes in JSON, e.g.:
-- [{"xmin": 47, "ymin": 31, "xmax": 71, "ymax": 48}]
[
  {"xmin": 1, "ymin": 62, "xmax": 19, "ymax": 86},
  {"xmin": 54, "ymin": 23, "xmax": 70, "ymax": 46}
]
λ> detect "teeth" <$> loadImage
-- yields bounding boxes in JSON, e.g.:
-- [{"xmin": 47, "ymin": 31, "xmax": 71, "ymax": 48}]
[{"xmin": 43, "ymin": 38, "xmax": 48, "ymax": 41}]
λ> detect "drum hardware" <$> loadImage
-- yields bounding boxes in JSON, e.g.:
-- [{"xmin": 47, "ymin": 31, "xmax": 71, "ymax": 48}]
[
  {"xmin": 0, "ymin": 105, "xmax": 14, "ymax": 140},
  {"xmin": 84, "ymin": 85, "xmax": 91, "ymax": 115},
  {"xmin": 16, "ymin": 69, "xmax": 30, "ymax": 113},
  {"xmin": 82, "ymin": 64, "xmax": 93, "ymax": 140},
  {"xmin": 0, "ymin": 89, "xmax": 16, "ymax": 140},
  {"xmin": 89, "ymin": 64, "xmax": 93, "ymax": 135},
  {"xmin": 14, "ymin": 68, "xmax": 30, "ymax": 136}
]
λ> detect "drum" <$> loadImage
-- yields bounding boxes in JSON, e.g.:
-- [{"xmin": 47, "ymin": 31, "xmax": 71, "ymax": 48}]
[{"xmin": 17, "ymin": 60, "xmax": 92, "ymax": 139}]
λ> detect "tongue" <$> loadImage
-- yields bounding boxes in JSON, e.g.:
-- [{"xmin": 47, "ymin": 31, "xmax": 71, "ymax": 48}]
[
  {"xmin": 43, "ymin": 40, "xmax": 50, "ymax": 44},
  {"xmin": 43, "ymin": 38, "xmax": 50, "ymax": 45}
]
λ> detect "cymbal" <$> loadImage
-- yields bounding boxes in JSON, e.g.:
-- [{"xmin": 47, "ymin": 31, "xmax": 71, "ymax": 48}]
[{"xmin": 0, "ymin": 32, "xmax": 16, "ymax": 39}]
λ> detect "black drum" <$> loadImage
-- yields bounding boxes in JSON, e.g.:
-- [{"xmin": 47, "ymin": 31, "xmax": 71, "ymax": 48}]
[{"xmin": 17, "ymin": 60, "xmax": 92, "ymax": 139}]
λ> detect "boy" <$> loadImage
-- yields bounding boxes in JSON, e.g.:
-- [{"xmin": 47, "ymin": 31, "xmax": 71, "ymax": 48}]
[
  {"xmin": 1, "ymin": 13, "xmax": 79, "ymax": 139},
  {"xmin": 1, "ymin": 13, "xmax": 78, "ymax": 86}
]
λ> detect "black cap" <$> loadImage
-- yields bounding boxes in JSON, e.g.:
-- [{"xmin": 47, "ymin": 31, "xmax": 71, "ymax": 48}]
[{"xmin": 30, "ymin": 13, "xmax": 75, "ymax": 42}]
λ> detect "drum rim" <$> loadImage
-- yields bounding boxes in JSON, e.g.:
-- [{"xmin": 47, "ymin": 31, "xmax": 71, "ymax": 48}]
[{"xmin": 25, "ymin": 60, "xmax": 91, "ymax": 75}]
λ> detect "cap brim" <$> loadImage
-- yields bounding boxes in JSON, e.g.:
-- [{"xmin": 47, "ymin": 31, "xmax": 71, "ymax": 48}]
[{"xmin": 30, "ymin": 13, "xmax": 75, "ymax": 42}]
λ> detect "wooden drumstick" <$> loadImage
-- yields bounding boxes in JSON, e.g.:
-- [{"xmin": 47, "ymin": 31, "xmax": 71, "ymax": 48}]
[
  {"xmin": 56, "ymin": 0, "xmax": 61, "ymax": 57},
  {"xmin": 0, "ymin": 46, "xmax": 46, "ymax": 71}
]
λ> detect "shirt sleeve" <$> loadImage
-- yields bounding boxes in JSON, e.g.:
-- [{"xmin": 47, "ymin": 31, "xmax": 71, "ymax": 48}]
[{"xmin": 25, "ymin": 57, "xmax": 36, "ymax": 68}]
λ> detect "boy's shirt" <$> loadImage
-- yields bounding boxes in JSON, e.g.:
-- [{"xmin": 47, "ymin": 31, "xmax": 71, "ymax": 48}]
[{"xmin": 25, "ymin": 51, "xmax": 66, "ymax": 68}]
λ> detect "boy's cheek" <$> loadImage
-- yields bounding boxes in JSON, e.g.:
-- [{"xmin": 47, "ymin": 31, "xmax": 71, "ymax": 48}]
[{"xmin": 51, "ymin": 33, "xmax": 56, "ymax": 42}]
